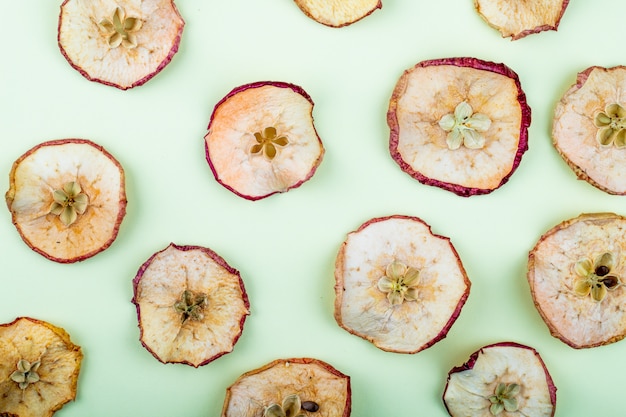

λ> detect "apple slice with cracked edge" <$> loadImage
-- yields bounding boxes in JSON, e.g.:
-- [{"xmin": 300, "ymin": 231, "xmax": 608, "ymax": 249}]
[
  {"xmin": 388, "ymin": 57, "xmax": 531, "ymax": 197},
  {"xmin": 553, "ymin": 66, "xmax": 626, "ymax": 195},
  {"xmin": 205, "ymin": 81, "xmax": 325, "ymax": 201},
  {"xmin": 0, "ymin": 317, "xmax": 83, "ymax": 417},
  {"xmin": 528, "ymin": 213, "xmax": 626, "ymax": 349},
  {"xmin": 58, "ymin": 0, "xmax": 184, "ymax": 90},
  {"xmin": 293, "ymin": 0, "xmax": 382, "ymax": 28},
  {"xmin": 132, "ymin": 243, "xmax": 250, "ymax": 367},
  {"xmin": 221, "ymin": 358, "xmax": 351, "ymax": 417},
  {"xmin": 443, "ymin": 342, "xmax": 557, "ymax": 417},
  {"xmin": 334, "ymin": 215, "xmax": 471, "ymax": 353},
  {"xmin": 5, "ymin": 139, "xmax": 127, "ymax": 263},
  {"xmin": 474, "ymin": 0, "xmax": 569, "ymax": 40}
]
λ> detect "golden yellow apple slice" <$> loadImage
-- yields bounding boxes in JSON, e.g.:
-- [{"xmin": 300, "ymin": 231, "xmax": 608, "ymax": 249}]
[
  {"xmin": 6, "ymin": 139, "xmax": 127, "ymax": 263},
  {"xmin": 293, "ymin": 0, "xmax": 382, "ymax": 27},
  {"xmin": 0, "ymin": 317, "xmax": 83, "ymax": 417}
]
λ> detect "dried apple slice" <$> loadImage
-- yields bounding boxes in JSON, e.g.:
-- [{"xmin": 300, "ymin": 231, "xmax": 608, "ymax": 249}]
[
  {"xmin": 334, "ymin": 215, "xmax": 470, "ymax": 353},
  {"xmin": 293, "ymin": 0, "xmax": 382, "ymax": 27},
  {"xmin": 528, "ymin": 213, "xmax": 626, "ymax": 348},
  {"xmin": 221, "ymin": 358, "xmax": 351, "ymax": 417},
  {"xmin": 474, "ymin": 0, "xmax": 569, "ymax": 40},
  {"xmin": 388, "ymin": 57, "xmax": 531, "ymax": 197},
  {"xmin": 443, "ymin": 342, "xmax": 557, "ymax": 417},
  {"xmin": 132, "ymin": 243, "xmax": 250, "ymax": 367},
  {"xmin": 205, "ymin": 81, "xmax": 325, "ymax": 201},
  {"xmin": 552, "ymin": 66, "xmax": 626, "ymax": 194},
  {"xmin": 58, "ymin": 0, "xmax": 184, "ymax": 90},
  {"xmin": 5, "ymin": 139, "xmax": 127, "ymax": 263},
  {"xmin": 0, "ymin": 317, "xmax": 83, "ymax": 417}
]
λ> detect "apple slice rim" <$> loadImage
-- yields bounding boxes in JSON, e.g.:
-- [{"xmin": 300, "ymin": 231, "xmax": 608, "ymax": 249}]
[
  {"xmin": 293, "ymin": 0, "xmax": 383, "ymax": 28},
  {"xmin": 388, "ymin": 56, "xmax": 531, "ymax": 197}
]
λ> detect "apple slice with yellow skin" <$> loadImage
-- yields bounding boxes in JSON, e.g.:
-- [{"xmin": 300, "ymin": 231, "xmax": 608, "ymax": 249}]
[
  {"xmin": 58, "ymin": 0, "xmax": 184, "ymax": 90},
  {"xmin": 221, "ymin": 358, "xmax": 351, "ymax": 417},
  {"xmin": 0, "ymin": 317, "xmax": 83, "ymax": 417},
  {"xmin": 334, "ymin": 215, "xmax": 471, "ymax": 353},
  {"xmin": 132, "ymin": 243, "xmax": 250, "ymax": 367},
  {"xmin": 5, "ymin": 139, "xmax": 127, "ymax": 263},
  {"xmin": 293, "ymin": 0, "xmax": 382, "ymax": 27}
]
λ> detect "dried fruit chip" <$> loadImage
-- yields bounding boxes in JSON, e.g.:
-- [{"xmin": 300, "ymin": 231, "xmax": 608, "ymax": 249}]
[
  {"xmin": 5, "ymin": 139, "xmax": 127, "ymax": 263},
  {"xmin": 205, "ymin": 81, "xmax": 325, "ymax": 201},
  {"xmin": 221, "ymin": 358, "xmax": 351, "ymax": 417},
  {"xmin": 293, "ymin": 0, "xmax": 382, "ymax": 27},
  {"xmin": 528, "ymin": 213, "xmax": 626, "ymax": 348},
  {"xmin": 0, "ymin": 317, "xmax": 83, "ymax": 417},
  {"xmin": 58, "ymin": 0, "xmax": 184, "ymax": 90},
  {"xmin": 443, "ymin": 342, "xmax": 557, "ymax": 417},
  {"xmin": 334, "ymin": 215, "xmax": 471, "ymax": 353},
  {"xmin": 132, "ymin": 243, "xmax": 250, "ymax": 367},
  {"xmin": 474, "ymin": 0, "xmax": 569, "ymax": 40},
  {"xmin": 552, "ymin": 66, "xmax": 626, "ymax": 194},
  {"xmin": 388, "ymin": 57, "xmax": 531, "ymax": 197}
]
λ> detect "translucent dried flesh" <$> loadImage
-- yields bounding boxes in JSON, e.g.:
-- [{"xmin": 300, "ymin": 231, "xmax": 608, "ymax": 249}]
[
  {"xmin": 334, "ymin": 215, "xmax": 470, "ymax": 353},
  {"xmin": 0, "ymin": 317, "xmax": 82, "ymax": 417},
  {"xmin": 528, "ymin": 213, "xmax": 626, "ymax": 348},
  {"xmin": 58, "ymin": 0, "xmax": 184, "ymax": 90},
  {"xmin": 293, "ymin": 0, "xmax": 381, "ymax": 27},
  {"xmin": 553, "ymin": 66, "xmax": 626, "ymax": 194},
  {"xmin": 221, "ymin": 358, "xmax": 351, "ymax": 417},
  {"xmin": 132, "ymin": 244, "xmax": 250, "ymax": 367},
  {"xmin": 5, "ymin": 139, "xmax": 126, "ymax": 263}
]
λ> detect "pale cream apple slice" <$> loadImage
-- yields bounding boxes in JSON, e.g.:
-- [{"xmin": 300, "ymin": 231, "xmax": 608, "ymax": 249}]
[
  {"xmin": 528, "ymin": 213, "xmax": 626, "ymax": 349},
  {"xmin": 6, "ymin": 139, "xmax": 127, "ymax": 263},
  {"xmin": 474, "ymin": 0, "xmax": 569, "ymax": 40},
  {"xmin": 0, "ymin": 317, "xmax": 83, "ymax": 417},
  {"xmin": 334, "ymin": 215, "xmax": 471, "ymax": 353},
  {"xmin": 205, "ymin": 81, "xmax": 324, "ymax": 200},
  {"xmin": 443, "ymin": 342, "xmax": 557, "ymax": 417},
  {"xmin": 293, "ymin": 0, "xmax": 381, "ymax": 27},
  {"xmin": 58, "ymin": 0, "xmax": 184, "ymax": 90},
  {"xmin": 221, "ymin": 358, "xmax": 351, "ymax": 417},
  {"xmin": 388, "ymin": 57, "xmax": 531, "ymax": 197},
  {"xmin": 132, "ymin": 243, "xmax": 250, "ymax": 367}
]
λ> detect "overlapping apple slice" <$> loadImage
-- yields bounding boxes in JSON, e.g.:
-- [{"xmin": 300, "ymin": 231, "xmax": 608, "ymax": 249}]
[
  {"xmin": 334, "ymin": 215, "xmax": 470, "ymax": 353},
  {"xmin": 205, "ymin": 81, "xmax": 324, "ymax": 200},
  {"xmin": 388, "ymin": 57, "xmax": 531, "ymax": 197},
  {"xmin": 5, "ymin": 139, "xmax": 127, "ymax": 263},
  {"xmin": 0, "ymin": 317, "xmax": 83, "ymax": 417},
  {"xmin": 293, "ymin": 0, "xmax": 382, "ymax": 27},
  {"xmin": 58, "ymin": 0, "xmax": 184, "ymax": 90},
  {"xmin": 443, "ymin": 342, "xmax": 557, "ymax": 417},
  {"xmin": 132, "ymin": 243, "xmax": 250, "ymax": 367},
  {"xmin": 221, "ymin": 358, "xmax": 351, "ymax": 417}
]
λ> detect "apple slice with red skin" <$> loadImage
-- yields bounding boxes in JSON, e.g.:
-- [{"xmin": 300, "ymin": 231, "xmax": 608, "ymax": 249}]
[
  {"xmin": 221, "ymin": 358, "xmax": 351, "ymax": 417},
  {"xmin": 5, "ymin": 139, "xmax": 127, "ymax": 263},
  {"xmin": 205, "ymin": 81, "xmax": 325, "ymax": 200},
  {"xmin": 58, "ymin": 0, "xmax": 184, "ymax": 90},
  {"xmin": 388, "ymin": 57, "xmax": 531, "ymax": 197},
  {"xmin": 334, "ymin": 215, "xmax": 471, "ymax": 353},
  {"xmin": 443, "ymin": 342, "xmax": 557, "ymax": 417},
  {"xmin": 293, "ymin": 0, "xmax": 382, "ymax": 27},
  {"xmin": 132, "ymin": 243, "xmax": 250, "ymax": 367}
]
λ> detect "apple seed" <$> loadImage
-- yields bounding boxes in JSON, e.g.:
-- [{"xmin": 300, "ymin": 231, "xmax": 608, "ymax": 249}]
[
  {"xmin": 573, "ymin": 252, "xmax": 622, "ymax": 302},
  {"xmin": 99, "ymin": 7, "xmax": 142, "ymax": 49},
  {"xmin": 439, "ymin": 101, "xmax": 492, "ymax": 150},
  {"xmin": 49, "ymin": 181, "xmax": 89, "ymax": 227},
  {"xmin": 376, "ymin": 260, "xmax": 420, "ymax": 305},
  {"xmin": 10, "ymin": 359, "xmax": 41, "ymax": 390},
  {"xmin": 594, "ymin": 103, "xmax": 626, "ymax": 147},
  {"xmin": 251, "ymin": 127, "xmax": 289, "ymax": 160}
]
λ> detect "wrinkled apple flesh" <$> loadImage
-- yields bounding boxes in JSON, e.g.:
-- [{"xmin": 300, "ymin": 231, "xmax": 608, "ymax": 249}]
[{"xmin": 294, "ymin": 0, "xmax": 382, "ymax": 27}]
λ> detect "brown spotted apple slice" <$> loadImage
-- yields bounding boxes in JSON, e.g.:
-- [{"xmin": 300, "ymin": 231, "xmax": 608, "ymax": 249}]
[
  {"xmin": 293, "ymin": 0, "xmax": 382, "ymax": 27},
  {"xmin": 221, "ymin": 358, "xmax": 351, "ymax": 417},
  {"xmin": 443, "ymin": 342, "xmax": 557, "ymax": 417},
  {"xmin": 388, "ymin": 57, "xmax": 531, "ymax": 197},
  {"xmin": 528, "ymin": 213, "xmax": 626, "ymax": 348},
  {"xmin": 474, "ymin": 0, "xmax": 569, "ymax": 40},
  {"xmin": 132, "ymin": 243, "xmax": 250, "ymax": 367},
  {"xmin": 334, "ymin": 215, "xmax": 470, "ymax": 353},
  {"xmin": 205, "ymin": 81, "xmax": 325, "ymax": 201},
  {"xmin": 552, "ymin": 66, "xmax": 626, "ymax": 194},
  {"xmin": 0, "ymin": 317, "xmax": 83, "ymax": 417},
  {"xmin": 5, "ymin": 139, "xmax": 127, "ymax": 263},
  {"xmin": 58, "ymin": 0, "xmax": 184, "ymax": 90}
]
